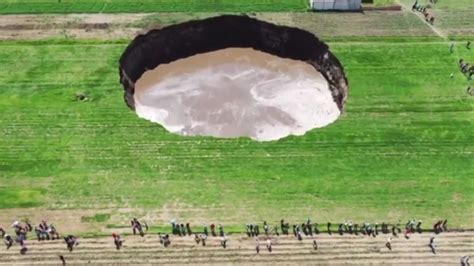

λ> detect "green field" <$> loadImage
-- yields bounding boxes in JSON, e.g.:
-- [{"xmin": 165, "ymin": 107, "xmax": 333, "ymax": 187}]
[
  {"xmin": 0, "ymin": 0, "xmax": 309, "ymax": 14},
  {"xmin": 1, "ymin": 37, "xmax": 472, "ymax": 227}
]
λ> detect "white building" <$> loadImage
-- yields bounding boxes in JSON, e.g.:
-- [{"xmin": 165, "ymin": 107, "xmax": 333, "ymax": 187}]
[{"xmin": 310, "ymin": 0, "xmax": 362, "ymax": 11}]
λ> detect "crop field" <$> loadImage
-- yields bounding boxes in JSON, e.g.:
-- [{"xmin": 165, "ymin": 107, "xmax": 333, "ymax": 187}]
[
  {"xmin": 0, "ymin": 0, "xmax": 473, "ymax": 264},
  {"xmin": 0, "ymin": 36, "xmax": 472, "ymax": 227},
  {"xmin": 0, "ymin": 0, "xmax": 310, "ymax": 14}
]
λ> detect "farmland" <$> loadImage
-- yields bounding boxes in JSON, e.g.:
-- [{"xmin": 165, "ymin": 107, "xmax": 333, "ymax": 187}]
[
  {"xmin": 0, "ymin": 0, "xmax": 310, "ymax": 14},
  {"xmin": 0, "ymin": 0, "xmax": 473, "ymax": 264},
  {"xmin": 0, "ymin": 36, "xmax": 473, "ymax": 228}
]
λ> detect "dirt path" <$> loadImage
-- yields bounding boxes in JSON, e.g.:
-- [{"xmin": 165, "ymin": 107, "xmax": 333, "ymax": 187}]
[
  {"xmin": 0, "ymin": 14, "xmax": 148, "ymax": 40},
  {"xmin": 0, "ymin": 11, "xmax": 438, "ymax": 41},
  {"xmin": 0, "ymin": 231, "xmax": 472, "ymax": 265},
  {"xmin": 396, "ymin": 0, "xmax": 447, "ymax": 39}
]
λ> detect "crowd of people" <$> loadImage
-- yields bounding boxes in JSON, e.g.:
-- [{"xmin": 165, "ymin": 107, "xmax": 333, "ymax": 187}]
[
  {"xmin": 459, "ymin": 59, "xmax": 474, "ymax": 81},
  {"xmin": 412, "ymin": 1, "xmax": 435, "ymax": 25},
  {"xmin": 1, "ymin": 217, "xmax": 471, "ymax": 265},
  {"xmin": 0, "ymin": 219, "xmax": 70, "ymax": 256},
  {"xmin": 448, "ymin": 42, "xmax": 473, "ymax": 95},
  {"xmin": 411, "ymin": 2, "xmax": 472, "ymax": 96}
]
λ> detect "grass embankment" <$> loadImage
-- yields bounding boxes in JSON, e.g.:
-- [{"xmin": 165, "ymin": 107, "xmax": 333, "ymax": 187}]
[
  {"xmin": 0, "ymin": 38, "xmax": 472, "ymax": 226},
  {"xmin": 0, "ymin": 0, "xmax": 309, "ymax": 14}
]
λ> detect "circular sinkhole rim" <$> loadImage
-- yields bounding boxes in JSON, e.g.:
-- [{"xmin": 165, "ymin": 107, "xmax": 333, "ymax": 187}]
[{"xmin": 118, "ymin": 15, "xmax": 349, "ymax": 140}]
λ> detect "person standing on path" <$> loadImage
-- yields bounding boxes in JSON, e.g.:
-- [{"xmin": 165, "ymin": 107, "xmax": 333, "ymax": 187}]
[
  {"xmin": 255, "ymin": 237, "xmax": 260, "ymax": 254},
  {"xmin": 429, "ymin": 236, "xmax": 436, "ymax": 254},
  {"xmin": 385, "ymin": 237, "xmax": 392, "ymax": 251}
]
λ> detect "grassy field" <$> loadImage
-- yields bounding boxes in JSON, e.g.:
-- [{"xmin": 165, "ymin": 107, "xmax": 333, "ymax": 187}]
[
  {"xmin": 0, "ymin": 0, "xmax": 309, "ymax": 14},
  {"xmin": 0, "ymin": 37, "xmax": 472, "ymax": 227}
]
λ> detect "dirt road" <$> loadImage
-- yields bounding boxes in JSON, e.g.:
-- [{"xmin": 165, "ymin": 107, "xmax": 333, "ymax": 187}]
[{"xmin": 0, "ymin": 231, "xmax": 472, "ymax": 265}]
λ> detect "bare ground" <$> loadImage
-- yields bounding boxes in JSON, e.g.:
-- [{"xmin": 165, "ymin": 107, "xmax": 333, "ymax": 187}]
[
  {"xmin": 0, "ymin": 231, "xmax": 472, "ymax": 265},
  {"xmin": 0, "ymin": 11, "xmax": 438, "ymax": 41}
]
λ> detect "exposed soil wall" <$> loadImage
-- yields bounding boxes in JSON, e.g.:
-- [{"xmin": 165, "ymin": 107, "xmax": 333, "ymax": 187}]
[{"xmin": 119, "ymin": 15, "xmax": 348, "ymax": 111}]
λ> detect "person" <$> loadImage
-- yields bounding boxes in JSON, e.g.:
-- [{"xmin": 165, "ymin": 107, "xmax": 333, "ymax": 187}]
[
  {"xmin": 131, "ymin": 218, "xmax": 143, "ymax": 236},
  {"xmin": 429, "ymin": 16, "xmax": 435, "ymax": 25},
  {"xmin": 64, "ymin": 235, "xmax": 79, "ymax": 252},
  {"xmin": 273, "ymin": 226, "xmax": 279, "ymax": 236},
  {"xmin": 433, "ymin": 220, "xmax": 443, "ymax": 234},
  {"xmin": 158, "ymin": 234, "xmax": 170, "ymax": 247},
  {"xmin": 467, "ymin": 87, "xmax": 473, "ymax": 96},
  {"xmin": 180, "ymin": 224, "xmax": 186, "ymax": 236},
  {"xmin": 263, "ymin": 221, "xmax": 269, "ymax": 236},
  {"xmin": 4, "ymin": 234, "xmax": 14, "ymax": 249},
  {"xmin": 386, "ymin": 237, "xmax": 392, "ymax": 251},
  {"xmin": 429, "ymin": 236, "xmax": 436, "ymax": 254},
  {"xmin": 266, "ymin": 238, "xmax": 272, "ymax": 252},
  {"xmin": 220, "ymin": 235, "xmax": 228, "ymax": 249},
  {"xmin": 442, "ymin": 219, "xmax": 448, "ymax": 232},
  {"xmin": 347, "ymin": 221, "xmax": 353, "ymax": 234},
  {"xmin": 467, "ymin": 41, "xmax": 471, "ymax": 50},
  {"xmin": 35, "ymin": 226, "xmax": 46, "ymax": 241},
  {"xmin": 280, "ymin": 220, "xmax": 287, "ymax": 235},
  {"xmin": 0, "ymin": 226, "xmax": 5, "ymax": 238},
  {"xmin": 450, "ymin": 43, "xmax": 455, "ymax": 53},
  {"xmin": 375, "ymin": 223, "xmax": 379, "ymax": 235},
  {"xmin": 306, "ymin": 218, "xmax": 313, "ymax": 236},
  {"xmin": 459, "ymin": 59, "xmax": 469, "ymax": 73},
  {"xmin": 249, "ymin": 224, "xmax": 255, "ymax": 237},
  {"xmin": 461, "ymin": 255, "xmax": 470, "ymax": 266},
  {"xmin": 19, "ymin": 240, "xmax": 27, "ymax": 255},
  {"xmin": 39, "ymin": 220, "xmax": 48, "ymax": 233},
  {"xmin": 392, "ymin": 226, "xmax": 398, "ymax": 237},
  {"xmin": 183, "ymin": 223, "xmax": 191, "ymax": 236},
  {"xmin": 404, "ymin": 221, "xmax": 413, "ymax": 240},
  {"xmin": 338, "ymin": 224, "xmax": 344, "ymax": 235},
  {"xmin": 416, "ymin": 220, "xmax": 423, "ymax": 234},
  {"xmin": 203, "ymin": 224, "xmax": 208, "ymax": 236},
  {"xmin": 200, "ymin": 234, "xmax": 207, "ymax": 246},
  {"xmin": 313, "ymin": 223, "xmax": 320, "ymax": 235},
  {"xmin": 49, "ymin": 224, "xmax": 60, "ymax": 240},
  {"xmin": 194, "ymin": 234, "xmax": 200, "ymax": 244},
  {"xmin": 245, "ymin": 224, "xmax": 251, "ymax": 237},
  {"xmin": 381, "ymin": 222, "xmax": 388, "ymax": 234},
  {"xmin": 313, "ymin": 239, "xmax": 318, "ymax": 250},
  {"xmin": 17, "ymin": 229, "xmax": 27, "ymax": 244},
  {"xmin": 301, "ymin": 223, "xmax": 309, "ymax": 236},
  {"xmin": 59, "ymin": 255, "xmax": 66, "ymax": 266},
  {"xmin": 210, "ymin": 224, "xmax": 216, "ymax": 237},
  {"xmin": 297, "ymin": 229, "xmax": 303, "ymax": 241},
  {"xmin": 164, "ymin": 234, "xmax": 171, "ymax": 247},
  {"xmin": 327, "ymin": 222, "xmax": 332, "ymax": 235},
  {"xmin": 170, "ymin": 220, "xmax": 178, "ymax": 235},
  {"xmin": 112, "ymin": 233, "xmax": 123, "ymax": 250},
  {"xmin": 24, "ymin": 220, "xmax": 33, "ymax": 232},
  {"xmin": 158, "ymin": 233, "xmax": 164, "ymax": 244},
  {"xmin": 255, "ymin": 238, "xmax": 260, "ymax": 254},
  {"xmin": 218, "ymin": 224, "xmax": 224, "ymax": 237}
]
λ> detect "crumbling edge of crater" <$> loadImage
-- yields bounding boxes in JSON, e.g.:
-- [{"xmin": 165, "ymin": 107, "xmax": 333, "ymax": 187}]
[{"xmin": 119, "ymin": 15, "xmax": 348, "ymax": 112}]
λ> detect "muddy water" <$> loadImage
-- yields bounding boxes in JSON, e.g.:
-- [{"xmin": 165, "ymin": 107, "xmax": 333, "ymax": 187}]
[{"xmin": 134, "ymin": 48, "xmax": 340, "ymax": 141}]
